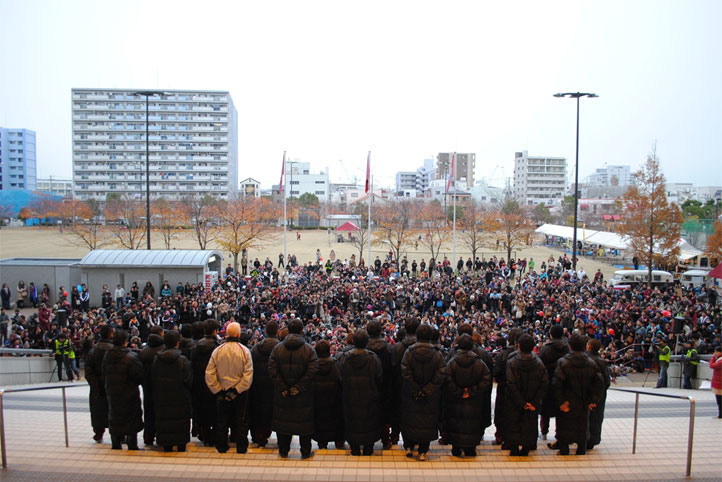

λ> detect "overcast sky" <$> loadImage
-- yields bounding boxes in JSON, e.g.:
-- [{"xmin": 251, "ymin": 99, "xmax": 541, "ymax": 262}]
[{"xmin": 1, "ymin": 0, "xmax": 720, "ymax": 190}]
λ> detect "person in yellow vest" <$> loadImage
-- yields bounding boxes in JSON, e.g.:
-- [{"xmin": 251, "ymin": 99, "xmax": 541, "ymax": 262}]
[
  {"xmin": 681, "ymin": 340, "xmax": 699, "ymax": 389},
  {"xmin": 54, "ymin": 333, "xmax": 75, "ymax": 382},
  {"xmin": 654, "ymin": 336, "xmax": 671, "ymax": 388}
]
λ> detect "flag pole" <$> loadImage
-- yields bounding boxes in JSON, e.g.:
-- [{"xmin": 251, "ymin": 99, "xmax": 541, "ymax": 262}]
[
  {"xmin": 452, "ymin": 152, "xmax": 457, "ymax": 274},
  {"xmin": 282, "ymin": 151, "xmax": 287, "ymax": 281},
  {"xmin": 367, "ymin": 175, "xmax": 372, "ymax": 269}
]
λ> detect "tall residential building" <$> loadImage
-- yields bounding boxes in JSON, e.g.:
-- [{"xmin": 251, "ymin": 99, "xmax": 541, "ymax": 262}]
[
  {"xmin": 395, "ymin": 171, "xmax": 417, "ymax": 193},
  {"xmin": 587, "ymin": 165, "xmax": 632, "ymax": 187},
  {"xmin": 36, "ymin": 177, "xmax": 73, "ymax": 197},
  {"xmin": 280, "ymin": 161, "xmax": 330, "ymax": 201},
  {"xmin": 71, "ymin": 88, "xmax": 237, "ymax": 201},
  {"xmin": 0, "ymin": 128, "xmax": 37, "ymax": 191},
  {"xmin": 513, "ymin": 150, "xmax": 567, "ymax": 205},
  {"xmin": 416, "ymin": 158, "xmax": 435, "ymax": 194},
  {"xmin": 436, "ymin": 152, "xmax": 475, "ymax": 189}
]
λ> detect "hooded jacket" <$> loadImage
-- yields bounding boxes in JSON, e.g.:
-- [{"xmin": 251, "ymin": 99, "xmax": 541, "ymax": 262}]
[
  {"xmin": 250, "ymin": 336, "xmax": 280, "ymax": 428},
  {"xmin": 539, "ymin": 338, "xmax": 569, "ymax": 417},
  {"xmin": 152, "ymin": 348, "xmax": 192, "ymax": 446},
  {"xmin": 505, "ymin": 352, "xmax": 548, "ymax": 447},
  {"xmin": 313, "ymin": 355, "xmax": 344, "ymax": 443},
  {"xmin": 443, "ymin": 349, "xmax": 492, "ymax": 447},
  {"xmin": 103, "ymin": 345, "xmax": 143, "ymax": 435}
]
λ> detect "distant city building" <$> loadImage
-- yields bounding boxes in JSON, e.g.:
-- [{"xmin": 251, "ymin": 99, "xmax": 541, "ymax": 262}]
[
  {"xmin": 239, "ymin": 177, "xmax": 260, "ymax": 198},
  {"xmin": 36, "ymin": 177, "xmax": 73, "ymax": 197},
  {"xmin": 280, "ymin": 161, "xmax": 330, "ymax": 201},
  {"xmin": 587, "ymin": 165, "xmax": 633, "ymax": 187},
  {"xmin": 416, "ymin": 158, "xmax": 435, "ymax": 195},
  {"xmin": 0, "ymin": 128, "xmax": 37, "ymax": 191},
  {"xmin": 513, "ymin": 150, "xmax": 567, "ymax": 205},
  {"xmin": 71, "ymin": 88, "xmax": 238, "ymax": 201},
  {"xmin": 469, "ymin": 180, "xmax": 505, "ymax": 204},
  {"xmin": 395, "ymin": 171, "xmax": 417, "ymax": 193},
  {"xmin": 436, "ymin": 153, "xmax": 475, "ymax": 189},
  {"xmin": 665, "ymin": 182, "xmax": 695, "ymax": 204}
]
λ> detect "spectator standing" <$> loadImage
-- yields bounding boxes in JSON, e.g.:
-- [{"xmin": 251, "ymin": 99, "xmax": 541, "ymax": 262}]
[
  {"xmin": 190, "ymin": 320, "xmax": 220, "ymax": 446},
  {"xmin": 85, "ymin": 324, "xmax": 114, "ymax": 442},
  {"xmin": 139, "ymin": 326, "xmax": 165, "ymax": 445},
  {"xmin": 249, "ymin": 321, "xmax": 280, "ymax": 448},
  {"xmin": 103, "ymin": 330, "xmax": 143, "ymax": 450}
]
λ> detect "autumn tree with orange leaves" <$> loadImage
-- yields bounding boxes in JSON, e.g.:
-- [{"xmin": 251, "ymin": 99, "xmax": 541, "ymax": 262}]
[
  {"xmin": 373, "ymin": 199, "xmax": 417, "ymax": 261},
  {"xmin": 617, "ymin": 147, "xmax": 683, "ymax": 286},
  {"xmin": 58, "ymin": 199, "xmax": 109, "ymax": 250},
  {"xmin": 179, "ymin": 194, "xmax": 220, "ymax": 250},
  {"xmin": 152, "ymin": 198, "xmax": 182, "ymax": 249},
  {"xmin": 215, "ymin": 195, "xmax": 276, "ymax": 273},
  {"xmin": 487, "ymin": 197, "xmax": 534, "ymax": 262},
  {"xmin": 705, "ymin": 220, "xmax": 722, "ymax": 267},
  {"xmin": 457, "ymin": 200, "xmax": 492, "ymax": 265}
]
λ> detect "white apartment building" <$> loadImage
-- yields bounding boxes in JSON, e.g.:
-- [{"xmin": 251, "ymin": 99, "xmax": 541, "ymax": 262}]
[
  {"xmin": 72, "ymin": 88, "xmax": 238, "ymax": 201},
  {"xmin": 36, "ymin": 178, "xmax": 73, "ymax": 197},
  {"xmin": 395, "ymin": 171, "xmax": 417, "ymax": 193},
  {"xmin": 587, "ymin": 165, "xmax": 633, "ymax": 187},
  {"xmin": 0, "ymin": 128, "xmax": 36, "ymax": 191},
  {"xmin": 513, "ymin": 150, "xmax": 567, "ymax": 205},
  {"xmin": 239, "ymin": 177, "xmax": 260, "ymax": 198},
  {"xmin": 282, "ymin": 161, "xmax": 330, "ymax": 201}
]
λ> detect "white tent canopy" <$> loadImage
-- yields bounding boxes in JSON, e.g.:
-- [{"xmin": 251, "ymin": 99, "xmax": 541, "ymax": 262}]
[{"xmin": 535, "ymin": 224, "xmax": 703, "ymax": 261}]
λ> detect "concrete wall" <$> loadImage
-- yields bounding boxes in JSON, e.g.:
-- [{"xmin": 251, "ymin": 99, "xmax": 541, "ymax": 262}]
[
  {"xmin": 667, "ymin": 355, "xmax": 714, "ymax": 390},
  {"xmin": 83, "ymin": 267, "xmax": 205, "ymax": 306},
  {"xmin": 0, "ymin": 356, "xmax": 58, "ymax": 385},
  {"xmin": 0, "ymin": 263, "xmax": 81, "ymax": 307}
]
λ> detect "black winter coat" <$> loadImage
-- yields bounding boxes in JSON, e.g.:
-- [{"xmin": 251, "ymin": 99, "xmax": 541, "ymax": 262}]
[
  {"xmin": 250, "ymin": 337, "xmax": 280, "ymax": 429},
  {"xmin": 103, "ymin": 346, "xmax": 144, "ymax": 435},
  {"xmin": 190, "ymin": 336, "xmax": 220, "ymax": 425},
  {"xmin": 505, "ymin": 352, "xmax": 548, "ymax": 447},
  {"xmin": 552, "ymin": 351, "xmax": 603, "ymax": 444},
  {"xmin": 446, "ymin": 344, "xmax": 494, "ymax": 428},
  {"xmin": 443, "ymin": 349, "xmax": 492, "ymax": 447},
  {"xmin": 367, "ymin": 336, "xmax": 393, "ymax": 423},
  {"xmin": 139, "ymin": 334, "xmax": 165, "ymax": 398},
  {"xmin": 152, "ymin": 349, "xmax": 192, "ymax": 446},
  {"xmin": 85, "ymin": 339, "xmax": 113, "ymax": 432},
  {"xmin": 493, "ymin": 346, "xmax": 517, "ymax": 438},
  {"xmin": 587, "ymin": 352, "xmax": 611, "ymax": 446},
  {"xmin": 391, "ymin": 334, "xmax": 416, "ymax": 422},
  {"xmin": 539, "ymin": 338, "xmax": 569, "ymax": 417},
  {"xmin": 312, "ymin": 356, "xmax": 344, "ymax": 443},
  {"xmin": 268, "ymin": 334, "xmax": 318, "ymax": 436},
  {"xmin": 340, "ymin": 348, "xmax": 383, "ymax": 445},
  {"xmin": 400, "ymin": 341, "xmax": 446, "ymax": 443}
]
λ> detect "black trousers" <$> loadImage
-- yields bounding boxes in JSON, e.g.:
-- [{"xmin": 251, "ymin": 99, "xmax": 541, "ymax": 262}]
[
  {"xmin": 404, "ymin": 439, "xmax": 430, "ymax": 453},
  {"xmin": 143, "ymin": 386, "xmax": 156, "ymax": 444},
  {"xmin": 216, "ymin": 391, "xmax": 250, "ymax": 453},
  {"xmin": 55, "ymin": 355, "xmax": 74, "ymax": 381},
  {"xmin": 277, "ymin": 433, "xmax": 312, "ymax": 456}
]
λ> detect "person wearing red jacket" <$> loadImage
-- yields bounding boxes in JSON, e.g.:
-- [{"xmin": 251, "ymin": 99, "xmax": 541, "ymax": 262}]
[{"xmin": 710, "ymin": 345, "xmax": 722, "ymax": 419}]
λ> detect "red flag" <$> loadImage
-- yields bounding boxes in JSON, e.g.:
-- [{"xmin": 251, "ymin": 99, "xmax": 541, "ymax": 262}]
[
  {"xmin": 446, "ymin": 152, "xmax": 455, "ymax": 193},
  {"xmin": 279, "ymin": 151, "xmax": 286, "ymax": 193},
  {"xmin": 365, "ymin": 151, "xmax": 371, "ymax": 194}
]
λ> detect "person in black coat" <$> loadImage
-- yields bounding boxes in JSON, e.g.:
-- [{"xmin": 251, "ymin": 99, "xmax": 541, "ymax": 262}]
[
  {"xmin": 85, "ymin": 324, "xmax": 114, "ymax": 443},
  {"xmin": 152, "ymin": 331, "xmax": 192, "ymax": 452},
  {"xmin": 445, "ymin": 325, "xmax": 494, "ymax": 440},
  {"xmin": 366, "ymin": 320, "xmax": 393, "ymax": 449},
  {"xmin": 505, "ymin": 334, "xmax": 548, "ymax": 456},
  {"xmin": 538, "ymin": 324, "xmax": 569, "ymax": 440},
  {"xmin": 249, "ymin": 321, "xmax": 280, "ymax": 448},
  {"xmin": 400, "ymin": 323, "xmax": 446, "ymax": 461},
  {"xmin": 444, "ymin": 334, "xmax": 492, "ymax": 458},
  {"xmin": 268, "ymin": 319, "xmax": 319, "ymax": 459},
  {"xmin": 102, "ymin": 330, "xmax": 144, "ymax": 450},
  {"xmin": 339, "ymin": 329, "xmax": 383, "ymax": 456},
  {"xmin": 190, "ymin": 320, "xmax": 220, "ymax": 446},
  {"xmin": 493, "ymin": 328, "xmax": 521, "ymax": 447},
  {"xmin": 391, "ymin": 317, "xmax": 419, "ymax": 445},
  {"xmin": 312, "ymin": 340, "xmax": 345, "ymax": 450},
  {"xmin": 139, "ymin": 325, "xmax": 164, "ymax": 446},
  {"xmin": 550, "ymin": 334, "xmax": 604, "ymax": 455},
  {"xmin": 586, "ymin": 338, "xmax": 610, "ymax": 450}
]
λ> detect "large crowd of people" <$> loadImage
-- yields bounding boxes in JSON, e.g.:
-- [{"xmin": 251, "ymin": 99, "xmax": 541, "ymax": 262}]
[{"xmin": 1, "ymin": 249, "xmax": 721, "ymax": 458}]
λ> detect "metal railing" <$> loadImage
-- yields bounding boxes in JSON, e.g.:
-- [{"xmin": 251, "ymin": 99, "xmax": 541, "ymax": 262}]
[
  {"xmin": 0, "ymin": 383, "xmax": 84, "ymax": 469},
  {"xmin": 0, "ymin": 348, "xmax": 53, "ymax": 356},
  {"xmin": 609, "ymin": 387, "xmax": 696, "ymax": 477}
]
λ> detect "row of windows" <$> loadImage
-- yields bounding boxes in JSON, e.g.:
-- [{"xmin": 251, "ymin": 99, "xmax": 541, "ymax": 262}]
[
  {"xmin": 74, "ymin": 102, "xmax": 226, "ymax": 111},
  {"xmin": 74, "ymin": 92, "xmax": 227, "ymax": 102}
]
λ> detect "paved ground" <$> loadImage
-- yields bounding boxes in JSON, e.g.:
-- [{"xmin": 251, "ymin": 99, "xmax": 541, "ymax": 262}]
[{"xmin": 0, "ymin": 384, "xmax": 719, "ymax": 482}]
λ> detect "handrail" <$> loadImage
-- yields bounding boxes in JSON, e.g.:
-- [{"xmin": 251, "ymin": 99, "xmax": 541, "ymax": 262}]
[
  {"xmin": 0, "ymin": 348, "xmax": 54, "ymax": 356},
  {"xmin": 0, "ymin": 383, "xmax": 84, "ymax": 469},
  {"xmin": 609, "ymin": 387, "xmax": 695, "ymax": 477}
]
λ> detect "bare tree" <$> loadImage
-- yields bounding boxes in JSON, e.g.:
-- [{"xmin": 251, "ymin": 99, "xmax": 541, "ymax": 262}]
[
  {"xmin": 152, "ymin": 198, "xmax": 181, "ymax": 249},
  {"xmin": 59, "ymin": 200, "xmax": 109, "ymax": 250},
  {"xmin": 488, "ymin": 197, "xmax": 534, "ymax": 261},
  {"xmin": 105, "ymin": 195, "xmax": 146, "ymax": 249},
  {"xmin": 418, "ymin": 200, "xmax": 451, "ymax": 261},
  {"xmin": 180, "ymin": 194, "xmax": 220, "ymax": 250},
  {"xmin": 457, "ymin": 200, "xmax": 490, "ymax": 265},
  {"xmin": 373, "ymin": 199, "xmax": 418, "ymax": 261}
]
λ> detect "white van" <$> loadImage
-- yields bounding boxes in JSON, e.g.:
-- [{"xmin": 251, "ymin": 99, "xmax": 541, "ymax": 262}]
[
  {"xmin": 680, "ymin": 269, "xmax": 710, "ymax": 289},
  {"xmin": 609, "ymin": 269, "xmax": 673, "ymax": 287}
]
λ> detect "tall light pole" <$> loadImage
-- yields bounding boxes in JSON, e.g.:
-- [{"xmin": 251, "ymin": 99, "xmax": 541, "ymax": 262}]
[
  {"xmin": 554, "ymin": 92, "xmax": 598, "ymax": 271},
  {"xmin": 131, "ymin": 90, "xmax": 167, "ymax": 249}
]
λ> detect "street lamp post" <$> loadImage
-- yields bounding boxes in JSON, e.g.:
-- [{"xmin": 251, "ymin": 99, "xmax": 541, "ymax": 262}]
[
  {"xmin": 554, "ymin": 92, "xmax": 598, "ymax": 271},
  {"xmin": 131, "ymin": 90, "xmax": 167, "ymax": 250}
]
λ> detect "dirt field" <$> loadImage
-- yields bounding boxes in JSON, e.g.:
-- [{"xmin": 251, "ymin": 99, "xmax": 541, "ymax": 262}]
[{"xmin": 0, "ymin": 226, "xmax": 620, "ymax": 279}]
